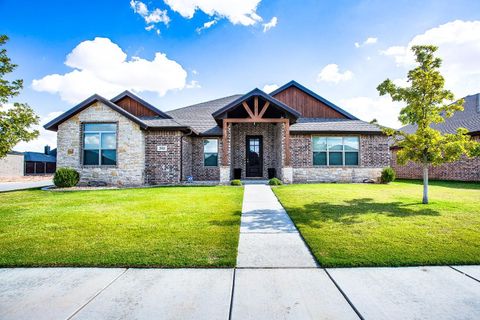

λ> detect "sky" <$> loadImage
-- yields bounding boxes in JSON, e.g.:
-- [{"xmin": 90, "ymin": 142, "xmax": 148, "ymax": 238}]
[{"xmin": 1, "ymin": 0, "xmax": 480, "ymax": 151}]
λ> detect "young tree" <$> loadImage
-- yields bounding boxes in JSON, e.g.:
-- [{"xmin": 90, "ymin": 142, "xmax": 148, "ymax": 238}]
[
  {"xmin": 378, "ymin": 45, "xmax": 479, "ymax": 204},
  {"xmin": 0, "ymin": 35, "xmax": 39, "ymax": 158}
]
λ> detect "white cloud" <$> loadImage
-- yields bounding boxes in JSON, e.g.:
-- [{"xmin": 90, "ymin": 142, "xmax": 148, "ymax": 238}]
[
  {"xmin": 381, "ymin": 20, "xmax": 480, "ymax": 97},
  {"xmin": 32, "ymin": 37, "xmax": 188, "ymax": 104},
  {"xmin": 262, "ymin": 84, "xmax": 279, "ymax": 93},
  {"xmin": 130, "ymin": 0, "xmax": 169, "ymax": 34},
  {"xmin": 340, "ymin": 96, "xmax": 403, "ymax": 129},
  {"xmin": 262, "ymin": 16, "xmax": 277, "ymax": 32},
  {"xmin": 186, "ymin": 80, "xmax": 201, "ymax": 88},
  {"xmin": 196, "ymin": 19, "xmax": 218, "ymax": 33},
  {"xmin": 163, "ymin": 0, "xmax": 263, "ymax": 26},
  {"xmin": 14, "ymin": 111, "xmax": 63, "ymax": 152},
  {"xmin": 355, "ymin": 37, "xmax": 378, "ymax": 48},
  {"xmin": 317, "ymin": 64, "xmax": 353, "ymax": 83}
]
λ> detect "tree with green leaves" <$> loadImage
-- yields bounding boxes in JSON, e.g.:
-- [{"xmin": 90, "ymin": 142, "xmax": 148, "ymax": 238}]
[
  {"xmin": 378, "ymin": 45, "xmax": 480, "ymax": 204},
  {"xmin": 0, "ymin": 35, "xmax": 39, "ymax": 158}
]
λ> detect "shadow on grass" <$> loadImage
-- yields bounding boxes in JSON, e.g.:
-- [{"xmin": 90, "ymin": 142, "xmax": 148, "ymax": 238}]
[
  {"xmin": 208, "ymin": 211, "xmax": 242, "ymax": 227},
  {"xmin": 287, "ymin": 198, "xmax": 440, "ymax": 226}
]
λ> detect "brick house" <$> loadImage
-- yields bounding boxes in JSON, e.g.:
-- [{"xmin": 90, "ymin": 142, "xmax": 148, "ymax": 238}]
[
  {"xmin": 45, "ymin": 81, "xmax": 390, "ymax": 185},
  {"xmin": 391, "ymin": 93, "xmax": 480, "ymax": 182}
]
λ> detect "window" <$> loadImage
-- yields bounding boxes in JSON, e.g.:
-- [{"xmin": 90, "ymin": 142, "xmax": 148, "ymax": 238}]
[
  {"xmin": 203, "ymin": 139, "xmax": 218, "ymax": 166},
  {"xmin": 83, "ymin": 123, "xmax": 117, "ymax": 166},
  {"xmin": 313, "ymin": 136, "xmax": 359, "ymax": 166}
]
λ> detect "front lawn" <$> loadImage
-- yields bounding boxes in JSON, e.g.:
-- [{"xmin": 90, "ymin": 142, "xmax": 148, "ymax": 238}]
[
  {"xmin": 273, "ymin": 180, "xmax": 480, "ymax": 267},
  {"xmin": 0, "ymin": 186, "xmax": 242, "ymax": 267}
]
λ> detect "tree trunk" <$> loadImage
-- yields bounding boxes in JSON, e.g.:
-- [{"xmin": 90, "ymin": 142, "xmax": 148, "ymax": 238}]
[{"xmin": 422, "ymin": 163, "xmax": 429, "ymax": 204}]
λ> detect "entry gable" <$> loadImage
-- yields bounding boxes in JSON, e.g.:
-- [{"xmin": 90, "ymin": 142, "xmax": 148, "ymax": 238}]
[
  {"xmin": 270, "ymin": 80, "xmax": 358, "ymax": 120},
  {"xmin": 110, "ymin": 90, "xmax": 171, "ymax": 118},
  {"xmin": 212, "ymin": 88, "xmax": 301, "ymax": 124}
]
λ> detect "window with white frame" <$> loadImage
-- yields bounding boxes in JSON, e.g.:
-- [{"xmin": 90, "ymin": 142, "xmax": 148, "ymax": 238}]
[
  {"xmin": 203, "ymin": 139, "xmax": 218, "ymax": 166},
  {"xmin": 312, "ymin": 136, "xmax": 359, "ymax": 166},
  {"xmin": 83, "ymin": 123, "xmax": 117, "ymax": 166}
]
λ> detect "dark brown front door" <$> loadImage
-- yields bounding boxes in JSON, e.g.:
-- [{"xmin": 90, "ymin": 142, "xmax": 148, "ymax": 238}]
[{"xmin": 246, "ymin": 136, "xmax": 263, "ymax": 177}]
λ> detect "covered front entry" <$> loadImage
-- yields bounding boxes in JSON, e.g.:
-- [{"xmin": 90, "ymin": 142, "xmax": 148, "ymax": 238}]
[
  {"xmin": 246, "ymin": 136, "xmax": 263, "ymax": 178},
  {"xmin": 212, "ymin": 88, "xmax": 300, "ymax": 182}
]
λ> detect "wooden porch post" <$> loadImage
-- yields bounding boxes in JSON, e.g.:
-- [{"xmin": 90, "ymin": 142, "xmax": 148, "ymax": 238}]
[{"xmin": 284, "ymin": 120, "xmax": 291, "ymax": 166}]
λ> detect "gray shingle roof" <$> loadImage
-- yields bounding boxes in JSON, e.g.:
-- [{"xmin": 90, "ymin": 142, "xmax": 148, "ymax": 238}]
[
  {"xmin": 290, "ymin": 118, "xmax": 383, "ymax": 133},
  {"xmin": 400, "ymin": 93, "xmax": 480, "ymax": 135},
  {"xmin": 166, "ymin": 95, "xmax": 242, "ymax": 135},
  {"xmin": 140, "ymin": 117, "xmax": 190, "ymax": 130}
]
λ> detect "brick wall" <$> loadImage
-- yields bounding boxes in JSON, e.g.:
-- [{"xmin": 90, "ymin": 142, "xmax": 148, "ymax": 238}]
[
  {"xmin": 57, "ymin": 101, "xmax": 145, "ymax": 186},
  {"xmin": 290, "ymin": 134, "xmax": 390, "ymax": 183},
  {"xmin": 144, "ymin": 130, "xmax": 182, "ymax": 184},
  {"xmin": 391, "ymin": 136, "xmax": 480, "ymax": 181},
  {"xmin": 190, "ymin": 136, "xmax": 222, "ymax": 181},
  {"xmin": 181, "ymin": 135, "xmax": 193, "ymax": 181}
]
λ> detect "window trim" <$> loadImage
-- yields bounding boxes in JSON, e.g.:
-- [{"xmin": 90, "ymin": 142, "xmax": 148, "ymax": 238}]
[
  {"xmin": 203, "ymin": 138, "xmax": 219, "ymax": 167},
  {"xmin": 81, "ymin": 122, "xmax": 118, "ymax": 167},
  {"xmin": 312, "ymin": 135, "xmax": 360, "ymax": 167}
]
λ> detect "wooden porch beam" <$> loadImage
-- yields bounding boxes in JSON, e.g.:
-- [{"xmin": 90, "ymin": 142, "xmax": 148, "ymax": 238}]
[
  {"xmin": 258, "ymin": 101, "xmax": 270, "ymax": 118},
  {"xmin": 223, "ymin": 118, "xmax": 289, "ymax": 124},
  {"xmin": 242, "ymin": 101, "xmax": 255, "ymax": 119}
]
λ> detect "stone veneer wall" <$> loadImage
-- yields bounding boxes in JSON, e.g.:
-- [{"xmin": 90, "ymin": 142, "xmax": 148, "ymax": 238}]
[
  {"xmin": 57, "ymin": 102, "xmax": 145, "ymax": 186},
  {"xmin": 231, "ymin": 123, "xmax": 279, "ymax": 179},
  {"xmin": 290, "ymin": 134, "xmax": 390, "ymax": 183},
  {"xmin": 391, "ymin": 136, "xmax": 480, "ymax": 181},
  {"xmin": 190, "ymin": 136, "xmax": 223, "ymax": 181},
  {"xmin": 144, "ymin": 130, "xmax": 183, "ymax": 184}
]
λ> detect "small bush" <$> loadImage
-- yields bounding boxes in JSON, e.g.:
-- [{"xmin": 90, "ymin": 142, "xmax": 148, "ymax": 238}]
[
  {"xmin": 380, "ymin": 167, "xmax": 396, "ymax": 184},
  {"xmin": 230, "ymin": 179, "xmax": 242, "ymax": 186},
  {"xmin": 268, "ymin": 177, "xmax": 283, "ymax": 186},
  {"xmin": 53, "ymin": 168, "xmax": 80, "ymax": 188}
]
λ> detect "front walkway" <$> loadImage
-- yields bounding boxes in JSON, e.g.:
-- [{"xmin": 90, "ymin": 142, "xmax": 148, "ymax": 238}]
[
  {"xmin": 0, "ymin": 185, "xmax": 479, "ymax": 319},
  {"xmin": 0, "ymin": 179, "xmax": 53, "ymax": 192}
]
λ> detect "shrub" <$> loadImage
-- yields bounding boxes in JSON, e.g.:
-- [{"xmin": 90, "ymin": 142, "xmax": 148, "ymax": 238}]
[
  {"xmin": 381, "ymin": 167, "xmax": 396, "ymax": 184},
  {"xmin": 231, "ymin": 179, "xmax": 242, "ymax": 186},
  {"xmin": 53, "ymin": 168, "xmax": 80, "ymax": 188},
  {"xmin": 268, "ymin": 177, "xmax": 283, "ymax": 186}
]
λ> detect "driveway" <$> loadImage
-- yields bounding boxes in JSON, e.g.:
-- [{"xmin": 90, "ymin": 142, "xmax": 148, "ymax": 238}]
[
  {"xmin": 0, "ymin": 185, "xmax": 479, "ymax": 319},
  {"xmin": 0, "ymin": 179, "xmax": 53, "ymax": 192}
]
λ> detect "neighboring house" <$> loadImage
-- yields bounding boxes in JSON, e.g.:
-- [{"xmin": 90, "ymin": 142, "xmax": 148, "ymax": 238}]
[
  {"xmin": 24, "ymin": 146, "xmax": 57, "ymax": 175},
  {"xmin": 391, "ymin": 93, "xmax": 480, "ymax": 181},
  {"xmin": 0, "ymin": 151, "xmax": 24, "ymax": 177},
  {"xmin": 45, "ymin": 81, "xmax": 390, "ymax": 186}
]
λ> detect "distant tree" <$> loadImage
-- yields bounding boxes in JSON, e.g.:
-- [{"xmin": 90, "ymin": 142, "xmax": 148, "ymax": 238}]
[
  {"xmin": 378, "ymin": 45, "xmax": 480, "ymax": 204},
  {"xmin": 0, "ymin": 35, "xmax": 39, "ymax": 158}
]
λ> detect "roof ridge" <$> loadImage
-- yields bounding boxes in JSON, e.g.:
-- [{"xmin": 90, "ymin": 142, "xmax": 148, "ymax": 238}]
[{"xmin": 166, "ymin": 94, "xmax": 243, "ymax": 114}]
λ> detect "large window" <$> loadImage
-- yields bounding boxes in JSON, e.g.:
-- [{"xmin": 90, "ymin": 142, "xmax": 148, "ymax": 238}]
[
  {"xmin": 203, "ymin": 139, "xmax": 218, "ymax": 166},
  {"xmin": 83, "ymin": 123, "xmax": 117, "ymax": 166},
  {"xmin": 312, "ymin": 136, "xmax": 359, "ymax": 166}
]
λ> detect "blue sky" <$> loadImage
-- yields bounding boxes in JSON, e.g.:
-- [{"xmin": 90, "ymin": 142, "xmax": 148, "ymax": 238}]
[{"xmin": 2, "ymin": 0, "xmax": 480, "ymax": 151}]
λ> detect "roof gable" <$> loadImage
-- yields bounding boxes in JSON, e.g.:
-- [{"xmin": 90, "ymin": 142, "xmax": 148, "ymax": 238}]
[
  {"xmin": 110, "ymin": 91, "xmax": 171, "ymax": 118},
  {"xmin": 270, "ymin": 80, "xmax": 358, "ymax": 120},
  {"xmin": 212, "ymin": 88, "xmax": 301, "ymax": 121},
  {"xmin": 44, "ymin": 94, "xmax": 148, "ymax": 131}
]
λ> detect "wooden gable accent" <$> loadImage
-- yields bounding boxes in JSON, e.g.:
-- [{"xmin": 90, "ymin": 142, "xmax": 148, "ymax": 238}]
[
  {"xmin": 115, "ymin": 96, "xmax": 158, "ymax": 117},
  {"xmin": 272, "ymin": 86, "xmax": 347, "ymax": 118}
]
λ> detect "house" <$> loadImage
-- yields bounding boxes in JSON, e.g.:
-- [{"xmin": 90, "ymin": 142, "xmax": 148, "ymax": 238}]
[
  {"xmin": 24, "ymin": 146, "xmax": 57, "ymax": 175},
  {"xmin": 0, "ymin": 151, "xmax": 24, "ymax": 177},
  {"xmin": 44, "ymin": 81, "xmax": 390, "ymax": 186},
  {"xmin": 391, "ymin": 93, "xmax": 480, "ymax": 181}
]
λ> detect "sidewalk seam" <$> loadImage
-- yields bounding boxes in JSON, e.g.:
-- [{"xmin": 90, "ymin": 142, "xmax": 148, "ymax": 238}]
[
  {"xmin": 65, "ymin": 268, "xmax": 129, "ymax": 320},
  {"xmin": 228, "ymin": 268, "xmax": 237, "ymax": 320},
  {"xmin": 449, "ymin": 266, "xmax": 480, "ymax": 283}
]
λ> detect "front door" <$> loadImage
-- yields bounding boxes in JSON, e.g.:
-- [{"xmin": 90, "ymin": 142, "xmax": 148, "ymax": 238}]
[{"xmin": 246, "ymin": 136, "xmax": 263, "ymax": 177}]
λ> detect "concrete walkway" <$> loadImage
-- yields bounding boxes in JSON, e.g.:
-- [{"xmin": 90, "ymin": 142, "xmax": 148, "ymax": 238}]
[
  {"xmin": 1, "ymin": 184, "xmax": 479, "ymax": 319},
  {"xmin": 0, "ymin": 179, "xmax": 53, "ymax": 192}
]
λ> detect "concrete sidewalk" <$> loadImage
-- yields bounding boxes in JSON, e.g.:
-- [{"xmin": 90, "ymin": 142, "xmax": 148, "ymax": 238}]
[{"xmin": 0, "ymin": 179, "xmax": 53, "ymax": 192}]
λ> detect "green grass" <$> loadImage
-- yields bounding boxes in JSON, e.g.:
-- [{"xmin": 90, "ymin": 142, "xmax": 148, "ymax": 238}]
[
  {"xmin": 0, "ymin": 186, "xmax": 243, "ymax": 267},
  {"xmin": 273, "ymin": 180, "xmax": 480, "ymax": 267}
]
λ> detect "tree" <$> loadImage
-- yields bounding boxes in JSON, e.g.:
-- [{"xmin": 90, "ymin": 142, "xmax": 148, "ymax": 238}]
[
  {"xmin": 0, "ymin": 35, "xmax": 39, "ymax": 158},
  {"xmin": 378, "ymin": 45, "xmax": 480, "ymax": 204}
]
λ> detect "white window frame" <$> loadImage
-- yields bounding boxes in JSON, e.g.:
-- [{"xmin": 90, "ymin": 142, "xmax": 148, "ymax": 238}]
[{"xmin": 312, "ymin": 136, "xmax": 360, "ymax": 166}]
